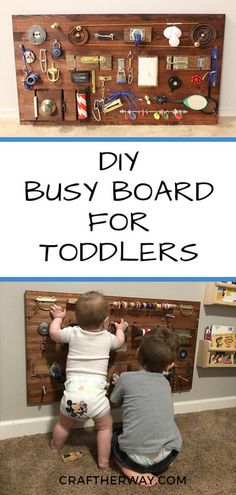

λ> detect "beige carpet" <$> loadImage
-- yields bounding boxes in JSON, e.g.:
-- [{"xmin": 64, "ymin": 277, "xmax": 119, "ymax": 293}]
[
  {"xmin": 0, "ymin": 117, "xmax": 236, "ymax": 137},
  {"xmin": 0, "ymin": 408, "xmax": 235, "ymax": 495}
]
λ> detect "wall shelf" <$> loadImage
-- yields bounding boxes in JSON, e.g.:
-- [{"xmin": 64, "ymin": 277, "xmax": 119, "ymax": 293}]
[
  {"xmin": 204, "ymin": 282, "xmax": 236, "ymax": 306},
  {"xmin": 197, "ymin": 340, "xmax": 236, "ymax": 368}
]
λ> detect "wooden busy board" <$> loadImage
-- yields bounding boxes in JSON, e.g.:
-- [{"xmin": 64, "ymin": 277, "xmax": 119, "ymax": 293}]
[
  {"xmin": 25, "ymin": 290, "xmax": 200, "ymax": 405},
  {"xmin": 12, "ymin": 14, "xmax": 225, "ymax": 126}
]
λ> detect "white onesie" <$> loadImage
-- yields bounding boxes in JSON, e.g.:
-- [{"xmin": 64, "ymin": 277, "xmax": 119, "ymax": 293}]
[{"xmin": 59, "ymin": 326, "xmax": 119, "ymax": 420}]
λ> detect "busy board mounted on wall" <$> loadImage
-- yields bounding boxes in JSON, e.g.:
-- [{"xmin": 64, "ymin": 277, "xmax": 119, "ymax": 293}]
[
  {"xmin": 12, "ymin": 14, "xmax": 225, "ymax": 126},
  {"xmin": 25, "ymin": 290, "xmax": 200, "ymax": 405}
]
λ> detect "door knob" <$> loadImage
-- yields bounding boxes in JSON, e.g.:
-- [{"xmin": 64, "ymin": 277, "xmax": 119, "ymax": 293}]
[{"xmin": 39, "ymin": 99, "xmax": 56, "ymax": 117}]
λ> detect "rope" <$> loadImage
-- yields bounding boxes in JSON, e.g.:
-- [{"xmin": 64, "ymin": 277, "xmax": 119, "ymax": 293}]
[{"xmin": 102, "ymin": 90, "xmax": 139, "ymax": 111}]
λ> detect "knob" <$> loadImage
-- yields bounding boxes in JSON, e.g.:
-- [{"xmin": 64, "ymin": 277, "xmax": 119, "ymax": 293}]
[
  {"xmin": 39, "ymin": 99, "xmax": 56, "ymax": 117},
  {"xmin": 38, "ymin": 322, "xmax": 49, "ymax": 336},
  {"xmin": 164, "ymin": 26, "xmax": 182, "ymax": 47},
  {"xmin": 51, "ymin": 23, "xmax": 60, "ymax": 29}
]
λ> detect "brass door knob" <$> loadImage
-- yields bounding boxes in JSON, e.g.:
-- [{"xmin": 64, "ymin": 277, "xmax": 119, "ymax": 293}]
[
  {"xmin": 51, "ymin": 23, "xmax": 60, "ymax": 29},
  {"xmin": 39, "ymin": 99, "xmax": 56, "ymax": 117}
]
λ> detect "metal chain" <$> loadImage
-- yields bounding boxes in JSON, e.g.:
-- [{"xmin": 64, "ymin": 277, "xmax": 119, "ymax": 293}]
[{"xmin": 127, "ymin": 51, "xmax": 134, "ymax": 85}]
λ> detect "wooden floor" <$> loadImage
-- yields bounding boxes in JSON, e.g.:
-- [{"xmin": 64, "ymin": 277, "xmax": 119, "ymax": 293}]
[{"xmin": 0, "ymin": 117, "xmax": 235, "ymax": 137}]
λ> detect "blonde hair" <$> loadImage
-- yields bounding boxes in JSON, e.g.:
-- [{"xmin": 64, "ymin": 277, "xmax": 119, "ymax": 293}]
[{"xmin": 75, "ymin": 291, "xmax": 109, "ymax": 329}]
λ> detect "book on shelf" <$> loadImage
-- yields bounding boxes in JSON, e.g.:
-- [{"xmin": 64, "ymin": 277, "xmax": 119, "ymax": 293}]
[
  {"xmin": 209, "ymin": 352, "xmax": 234, "ymax": 365},
  {"xmin": 210, "ymin": 325, "xmax": 235, "ymax": 350},
  {"xmin": 216, "ymin": 286, "xmax": 236, "ymax": 303}
]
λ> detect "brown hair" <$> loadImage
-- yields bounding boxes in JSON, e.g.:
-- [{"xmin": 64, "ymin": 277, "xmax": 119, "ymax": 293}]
[
  {"xmin": 138, "ymin": 327, "xmax": 178, "ymax": 372},
  {"xmin": 75, "ymin": 291, "xmax": 109, "ymax": 329}
]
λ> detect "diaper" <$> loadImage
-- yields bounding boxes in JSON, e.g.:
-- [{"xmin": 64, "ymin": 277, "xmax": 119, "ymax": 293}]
[
  {"xmin": 60, "ymin": 375, "xmax": 110, "ymax": 420},
  {"xmin": 128, "ymin": 448, "xmax": 172, "ymax": 466}
]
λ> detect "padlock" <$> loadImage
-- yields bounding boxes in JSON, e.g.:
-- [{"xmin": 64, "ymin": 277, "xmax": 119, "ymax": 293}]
[
  {"xmin": 50, "ymin": 40, "xmax": 63, "ymax": 59},
  {"xmin": 39, "ymin": 99, "xmax": 56, "ymax": 117},
  {"xmin": 163, "ymin": 112, "xmax": 170, "ymax": 120},
  {"xmin": 24, "ymin": 72, "xmax": 39, "ymax": 89},
  {"xmin": 175, "ymin": 112, "xmax": 183, "ymax": 120}
]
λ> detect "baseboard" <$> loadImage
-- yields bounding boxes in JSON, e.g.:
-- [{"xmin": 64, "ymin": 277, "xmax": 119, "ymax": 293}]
[
  {"xmin": 0, "ymin": 109, "xmax": 18, "ymax": 119},
  {"xmin": 173, "ymin": 395, "xmax": 236, "ymax": 414},
  {"xmin": 0, "ymin": 396, "xmax": 235, "ymax": 440},
  {"xmin": 220, "ymin": 109, "xmax": 236, "ymax": 117},
  {"xmin": 0, "ymin": 409, "xmax": 122, "ymax": 440}
]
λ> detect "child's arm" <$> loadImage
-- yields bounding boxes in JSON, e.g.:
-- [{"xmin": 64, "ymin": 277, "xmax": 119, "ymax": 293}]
[
  {"xmin": 113, "ymin": 319, "xmax": 128, "ymax": 348},
  {"xmin": 49, "ymin": 304, "xmax": 66, "ymax": 343},
  {"xmin": 110, "ymin": 375, "xmax": 123, "ymax": 407}
]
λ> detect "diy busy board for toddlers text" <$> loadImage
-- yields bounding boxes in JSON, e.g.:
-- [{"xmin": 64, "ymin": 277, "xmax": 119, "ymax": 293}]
[
  {"xmin": 25, "ymin": 291, "xmax": 200, "ymax": 405},
  {"xmin": 13, "ymin": 14, "xmax": 225, "ymax": 125}
]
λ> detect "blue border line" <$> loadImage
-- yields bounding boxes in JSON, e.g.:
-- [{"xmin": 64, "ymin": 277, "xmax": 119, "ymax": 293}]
[
  {"xmin": 0, "ymin": 137, "xmax": 236, "ymax": 142},
  {"xmin": 0, "ymin": 277, "xmax": 235, "ymax": 282}
]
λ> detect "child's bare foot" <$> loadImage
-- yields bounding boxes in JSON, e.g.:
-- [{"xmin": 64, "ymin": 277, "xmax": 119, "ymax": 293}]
[
  {"xmin": 123, "ymin": 469, "xmax": 158, "ymax": 487},
  {"xmin": 138, "ymin": 473, "xmax": 159, "ymax": 487},
  {"xmin": 50, "ymin": 439, "xmax": 60, "ymax": 451},
  {"xmin": 98, "ymin": 459, "xmax": 110, "ymax": 469},
  {"xmin": 98, "ymin": 457, "xmax": 112, "ymax": 469},
  {"xmin": 98, "ymin": 462, "xmax": 110, "ymax": 469}
]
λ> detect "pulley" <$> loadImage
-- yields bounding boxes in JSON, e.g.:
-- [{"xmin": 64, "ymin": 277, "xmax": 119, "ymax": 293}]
[
  {"xmin": 68, "ymin": 25, "xmax": 89, "ymax": 45},
  {"xmin": 190, "ymin": 24, "xmax": 216, "ymax": 48},
  {"xmin": 27, "ymin": 25, "xmax": 47, "ymax": 45}
]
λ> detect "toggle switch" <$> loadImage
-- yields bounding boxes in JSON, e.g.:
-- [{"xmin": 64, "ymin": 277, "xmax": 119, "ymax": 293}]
[
  {"xmin": 41, "ymin": 386, "xmax": 47, "ymax": 399},
  {"xmin": 130, "ymin": 29, "xmax": 145, "ymax": 45}
]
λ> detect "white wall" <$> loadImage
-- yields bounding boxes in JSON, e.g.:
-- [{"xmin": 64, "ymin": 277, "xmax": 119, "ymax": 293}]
[
  {"xmin": 0, "ymin": 1, "xmax": 236, "ymax": 117},
  {"xmin": 0, "ymin": 282, "xmax": 235, "ymax": 439}
]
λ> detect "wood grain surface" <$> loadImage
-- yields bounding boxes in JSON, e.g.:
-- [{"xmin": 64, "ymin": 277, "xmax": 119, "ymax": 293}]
[
  {"xmin": 12, "ymin": 14, "xmax": 225, "ymax": 126},
  {"xmin": 25, "ymin": 290, "xmax": 200, "ymax": 404}
]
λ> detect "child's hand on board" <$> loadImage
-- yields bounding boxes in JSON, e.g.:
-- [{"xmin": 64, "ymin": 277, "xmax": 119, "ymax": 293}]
[
  {"xmin": 50, "ymin": 304, "xmax": 66, "ymax": 320},
  {"xmin": 114, "ymin": 319, "xmax": 128, "ymax": 333}
]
